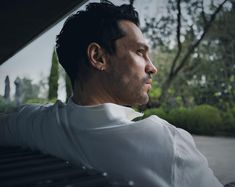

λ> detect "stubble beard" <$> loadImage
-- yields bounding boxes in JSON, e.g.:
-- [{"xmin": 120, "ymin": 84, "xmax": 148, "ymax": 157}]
[{"xmin": 110, "ymin": 72, "xmax": 150, "ymax": 106}]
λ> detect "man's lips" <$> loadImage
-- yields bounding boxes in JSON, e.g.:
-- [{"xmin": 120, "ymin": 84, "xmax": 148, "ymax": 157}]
[
  {"xmin": 145, "ymin": 79, "xmax": 152, "ymax": 85},
  {"xmin": 145, "ymin": 79, "xmax": 152, "ymax": 89}
]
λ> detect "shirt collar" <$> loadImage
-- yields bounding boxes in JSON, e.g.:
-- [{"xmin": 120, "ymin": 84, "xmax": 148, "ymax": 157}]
[{"xmin": 66, "ymin": 98, "xmax": 143, "ymax": 129}]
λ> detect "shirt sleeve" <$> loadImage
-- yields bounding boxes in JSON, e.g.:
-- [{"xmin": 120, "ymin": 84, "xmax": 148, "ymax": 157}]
[
  {"xmin": 0, "ymin": 104, "xmax": 54, "ymax": 149},
  {"xmin": 0, "ymin": 108, "xmax": 22, "ymax": 146},
  {"xmin": 0, "ymin": 102, "xmax": 82, "ymax": 163}
]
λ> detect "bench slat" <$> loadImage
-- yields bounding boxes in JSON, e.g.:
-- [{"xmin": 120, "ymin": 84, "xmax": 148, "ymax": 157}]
[{"xmin": 0, "ymin": 146, "xmax": 112, "ymax": 187}]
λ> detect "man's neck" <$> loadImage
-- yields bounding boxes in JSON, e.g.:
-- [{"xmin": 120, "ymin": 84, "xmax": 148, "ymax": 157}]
[{"xmin": 72, "ymin": 79, "xmax": 120, "ymax": 106}]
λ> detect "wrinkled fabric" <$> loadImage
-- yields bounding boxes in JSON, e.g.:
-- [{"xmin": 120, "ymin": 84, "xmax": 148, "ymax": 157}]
[{"xmin": 0, "ymin": 99, "xmax": 222, "ymax": 187}]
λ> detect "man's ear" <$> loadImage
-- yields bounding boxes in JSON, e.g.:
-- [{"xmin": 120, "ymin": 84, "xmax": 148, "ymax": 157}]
[{"xmin": 87, "ymin": 42, "xmax": 107, "ymax": 71}]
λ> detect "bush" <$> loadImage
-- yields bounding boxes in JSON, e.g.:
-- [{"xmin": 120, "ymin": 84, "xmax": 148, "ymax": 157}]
[
  {"xmin": 189, "ymin": 105, "xmax": 223, "ymax": 135},
  {"xmin": 168, "ymin": 107, "xmax": 191, "ymax": 130},
  {"xmin": 230, "ymin": 106, "xmax": 235, "ymax": 118},
  {"xmin": 143, "ymin": 104, "xmax": 235, "ymax": 136},
  {"xmin": 220, "ymin": 110, "xmax": 235, "ymax": 134},
  {"xmin": 143, "ymin": 108, "xmax": 168, "ymax": 120},
  {"xmin": 25, "ymin": 98, "xmax": 52, "ymax": 104}
]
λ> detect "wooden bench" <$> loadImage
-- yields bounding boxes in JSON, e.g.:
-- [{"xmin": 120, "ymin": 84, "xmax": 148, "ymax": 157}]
[
  {"xmin": 0, "ymin": 146, "xmax": 128, "ymax": 187},
  {"xmin": 2, "ymin": 146, "xmax": 234, "ymax": 187}
]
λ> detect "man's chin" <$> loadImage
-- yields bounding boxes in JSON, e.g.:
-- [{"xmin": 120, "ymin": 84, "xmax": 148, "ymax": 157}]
[
  {"xmin": 136, "ymin": 95, "xmax": 149, "ymax": 106},
  {"xmin": 122, "ymin": 93, "xmax": 149, "ymax": 106}
]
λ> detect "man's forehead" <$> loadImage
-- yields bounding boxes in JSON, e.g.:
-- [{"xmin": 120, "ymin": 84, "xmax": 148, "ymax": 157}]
[{"xmin": 118, "ymin": 20, "xmax": 149, "ymax": 48}]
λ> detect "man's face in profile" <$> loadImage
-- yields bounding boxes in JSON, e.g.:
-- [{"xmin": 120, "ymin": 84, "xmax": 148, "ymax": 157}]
[{"xmin": 106, "ymin": 20, "xmax": 157, "ymax": 106}]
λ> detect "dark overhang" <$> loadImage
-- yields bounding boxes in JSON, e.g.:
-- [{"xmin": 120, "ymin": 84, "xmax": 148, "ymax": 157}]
[{"xmin": 0, "ymin": 0, "xmax": 87, "ymax": 65}]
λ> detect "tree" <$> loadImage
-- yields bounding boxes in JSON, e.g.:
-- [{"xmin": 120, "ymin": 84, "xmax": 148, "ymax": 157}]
[
  {"xmin": 4, "ymin": 75, "xmax": 10, "ymax": 101},
  {"xmin": 14, "ymin": 77, "xmax": 40, "ymax": 103},
  {"xmin": 58, "ymin": 61, "xmax": 72, "ymax": 102},
  {"xmin": 190, "ymin": 2, "xmax": 235, "ymax": 109},
  {"xmin": 48, "ymin": 49, "xmax": 59, "ymax": 100},
  {"xmin": 143, "ymin": 0, "xmax": 230, "ymax": 105}
]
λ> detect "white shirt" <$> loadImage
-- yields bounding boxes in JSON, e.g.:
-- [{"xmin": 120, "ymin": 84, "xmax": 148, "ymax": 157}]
[{"xmin": 0, "ymin": 99, "xmax": 222, "ymax": 187}]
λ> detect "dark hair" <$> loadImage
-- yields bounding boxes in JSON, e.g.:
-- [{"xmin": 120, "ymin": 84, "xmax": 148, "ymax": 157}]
[{"xmin": 56, "ymin": 1, "xmax": 139, "ymax": 87}]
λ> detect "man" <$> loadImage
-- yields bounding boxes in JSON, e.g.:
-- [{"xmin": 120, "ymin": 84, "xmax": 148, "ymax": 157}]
[{"xmin": 0, "ymin": 1, "xmax": 223, "ymax": 187}]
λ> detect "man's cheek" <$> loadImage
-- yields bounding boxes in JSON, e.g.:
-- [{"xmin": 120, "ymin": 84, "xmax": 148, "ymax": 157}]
[{"xmin": 122, "ymin": 74, "xmax": 132, "ymax": 84}]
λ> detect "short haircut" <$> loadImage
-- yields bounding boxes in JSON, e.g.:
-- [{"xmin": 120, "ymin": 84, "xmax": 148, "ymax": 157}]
[{"xmin": 56, "ymin": 1, "xmax": 140, "ymax": 87}]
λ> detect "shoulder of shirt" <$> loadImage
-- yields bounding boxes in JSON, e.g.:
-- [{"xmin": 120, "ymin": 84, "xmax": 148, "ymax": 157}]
[
  {"xmin": 144, "ymin": 115, "xmax": 195, "ymax": 148},
  {"xmin": 135, "ymin": 115, "xmax": 194, "ymax": 143},
  {"xmin": 140, "ymin": 115, "xmax": 176, "ymax": 133},
  {"xmin": 92, "ymin": 114, "xmax": 177, "ymax": 140}
]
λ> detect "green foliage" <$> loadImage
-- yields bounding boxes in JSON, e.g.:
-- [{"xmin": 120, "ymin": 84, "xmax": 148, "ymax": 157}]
[
  {"xmin": 168, "ymin": 107, "xmax": 191, "ymax": 130},
  {"xmin": 48, "ymin": 50, "xmax": 59, "ymax": 100},
  {"xmin": 25, "ymin": 98, "xmax": 51, "ymax": 104},
  {"xmin": 143, "ymin": 0, "xmax": 234, "ymax": 111},
  {"xmin": 220, "ymin": 106, "xmax": 235, "ymax": 135},
  {"xmin": 142, "ymin": 104, "xmax": 235, "ymax": 136},
  {"xmin": 220, "ymin": 110, "xmax": 235, "ymax": 133},
  {"xmin": 189, "ymin": 105, "xmax": 223, "ymax": 135},
  {"xmin": 193, "ymin": 4, "xmax": 235, "ymax": 109},
  {"xmin": 20, "ymin": 77, "xmax": 40, "ymax": 102},
  {"xmin": 148, "ymin": 87, "xmax": 161, "ymax": 99},
  {"xmin": 65, "ymin": 73, "xmax": 72, "ymax": 101},
  {"xmin": 231, "ymin": 106, "xmax": 235, "ymax": 118},
  {"xmin": 143, "ymin": 107, "xmax": 168, "ymax": 120}
]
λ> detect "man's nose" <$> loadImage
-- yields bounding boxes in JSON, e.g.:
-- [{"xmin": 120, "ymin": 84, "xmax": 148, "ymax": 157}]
[{"xmin": 145, "ymin": 58, "xmax": 157, "ymax": 75}]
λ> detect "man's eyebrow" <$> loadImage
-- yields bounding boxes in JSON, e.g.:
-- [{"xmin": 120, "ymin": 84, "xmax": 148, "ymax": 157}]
[{"xmin": 136, "ymin": 42, "xmax": 149, "ymax": 51}]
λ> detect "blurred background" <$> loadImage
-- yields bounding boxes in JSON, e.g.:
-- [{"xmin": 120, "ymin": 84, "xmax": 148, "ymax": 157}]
[{"xmin": 0, "ymin": 0, "xmax": 234, "ymax": 184}]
